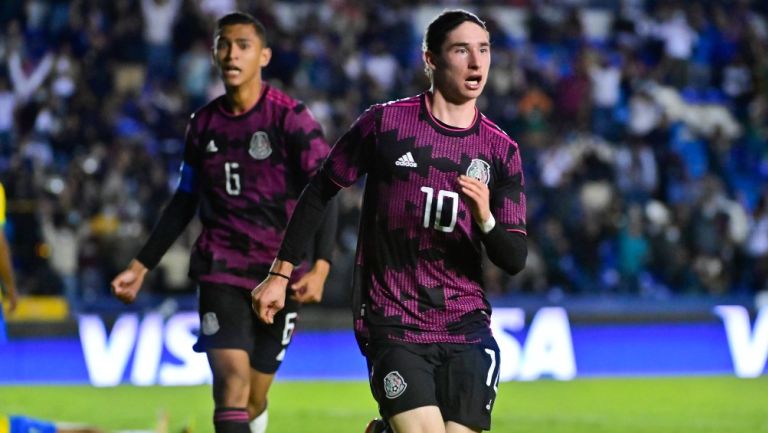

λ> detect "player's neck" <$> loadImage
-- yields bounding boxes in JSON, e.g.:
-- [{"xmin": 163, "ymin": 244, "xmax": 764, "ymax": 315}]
[
  {"xmin": 426, "ymin": 89, "xmax": 477, "ymax": 129},
  {"xmin": 225, "ymin": 80, "xmax": 265, "ymax": 115}
]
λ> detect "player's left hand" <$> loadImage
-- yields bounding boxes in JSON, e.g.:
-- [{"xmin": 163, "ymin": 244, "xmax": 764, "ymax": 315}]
[
  {"xmin": 458, "ymin": 175, "xmax": 491, "ymax": 225},
  {"xmin": 291, "ymin": 259, "xmax": 330, "ymax": 303}
]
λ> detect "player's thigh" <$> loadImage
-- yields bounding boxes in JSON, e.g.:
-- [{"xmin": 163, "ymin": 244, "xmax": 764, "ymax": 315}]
[
  {"xmin": 208, "ymin": 348, "xmax": 251, "ymax": 380},
  {"xmin": 445, "ymin": 421, "xmax": 481, "ymax": 433},
  {"xmin": 194, "ymin": 282, "xmax": 301, "ymax": 375},
  {"xmin": 388, "ymin": 406, "xmax": 444, "ymax": 433},
  {"xmin": 435, "ymin": 338, "xmax": 500, "ymax": 431},
  {"xmin": 249, "ymin": 296, "xmax": 301, "ymax": 374},
  {"xmin": 368, "ymin": 342, "xmax": 440, "ymax": 421}
]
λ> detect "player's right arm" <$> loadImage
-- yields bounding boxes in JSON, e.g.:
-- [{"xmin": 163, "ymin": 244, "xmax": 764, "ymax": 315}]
[
  {"xmin": 112, "ymin": 120, "xmax": 201, "ymax": 304},
  {"xmin": 0, "ymin": 231, "xmax": 17, "ymax": 313},
  {"xmin": 111, "ymin": 179, "xmax": 199, "ymax": 304},
  {"xmin": 252, "ymin": 106, "xmax": 378, "ymax": 323},
  {"xmin": 251, "ymin": 258, "xmax": 293, "ymax": 325},
  {"xmin": 252, "ymin": 164, "xmax": 345, "ymax": 323},
  {"xmin": 111, "ymin": 258, "xmax": 149, "ymax": 304},
  {"xmin": 0, "ymin": 183, "xmax": 17, "ymax": 314}
]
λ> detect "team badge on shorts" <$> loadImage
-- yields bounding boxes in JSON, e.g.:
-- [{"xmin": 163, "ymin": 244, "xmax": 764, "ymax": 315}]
[
  {"xmin": 383, "ymin": 371, "xmax": 408, "ymax": 399},
  {"xmin": 249, "ymin": 131, "xmax": 272, "ymax": 160},
  {"xmin": 202, "ymin": 312, "xmax": 220, "ymax": 335},
  {"xmin": 467, "ymin": 159, "xmax": 491, "ymax": 185}
]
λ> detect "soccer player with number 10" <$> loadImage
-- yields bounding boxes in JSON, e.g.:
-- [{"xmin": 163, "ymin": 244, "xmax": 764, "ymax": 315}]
[{"xmin": 254, "ymin": 9, "xmax": 527, "ymax": 433}]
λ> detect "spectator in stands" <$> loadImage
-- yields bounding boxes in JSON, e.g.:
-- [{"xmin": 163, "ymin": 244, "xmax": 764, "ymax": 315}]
[
  {"xmin": 139, "ymin": 0, "xmax": 182, "ymax": 82},
  {"xmin": 742, "ymin": 191, "xmax": 768, "ymax": 294}
]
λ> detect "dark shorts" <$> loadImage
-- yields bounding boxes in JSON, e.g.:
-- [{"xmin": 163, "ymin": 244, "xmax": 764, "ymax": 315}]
[
  {"xmin": 367, "ymin": 336, "xmax": 501, "ymax": 431},
  {"xmin": 193, "ymin": 282, "xmax": 300, "ymax": 374}
]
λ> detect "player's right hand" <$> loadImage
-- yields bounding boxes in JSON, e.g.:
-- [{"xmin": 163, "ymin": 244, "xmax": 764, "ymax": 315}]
[
  {"xmin": 251, "ymin": 275, "xmax": 287, "ymax": 325},
  {"xmin": 111, "ymin": 259, "xmax": 148, "ymax": 304}
]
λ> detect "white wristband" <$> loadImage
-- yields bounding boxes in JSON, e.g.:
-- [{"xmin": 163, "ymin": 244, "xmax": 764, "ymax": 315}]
[{"xmin": 479, "ymin": 214, "xmax": 496, "ymax": 234}]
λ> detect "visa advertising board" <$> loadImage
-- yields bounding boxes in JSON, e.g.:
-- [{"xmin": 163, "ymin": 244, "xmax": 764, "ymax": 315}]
[{"xmin": 1, "ymin": 306, "xmax": 765, "ymax": 386}]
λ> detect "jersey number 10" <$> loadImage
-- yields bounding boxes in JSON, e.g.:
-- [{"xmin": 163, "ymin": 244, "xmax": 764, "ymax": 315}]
[{"xmin": 420, "ymin": 186, "xmax": 458, "ymax": 233}]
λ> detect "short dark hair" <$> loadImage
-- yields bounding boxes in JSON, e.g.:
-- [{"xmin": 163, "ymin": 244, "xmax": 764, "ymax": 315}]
[
  {"xmin": 215, "ymin": 11, "xmax": 268, "ymax": 46},
  {"xmin": 422, "ymin": 9, "xmax": 486, "ymax": 54}
]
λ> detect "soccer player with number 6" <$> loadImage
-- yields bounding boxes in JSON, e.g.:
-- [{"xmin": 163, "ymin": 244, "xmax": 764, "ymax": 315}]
[
  {"xmin": 252, "ymin": 9, "xmax": 527, "ymax": 433},
  {"xmin": 111, "ymin": 12, "xmax": 337, "ymax": 433}
]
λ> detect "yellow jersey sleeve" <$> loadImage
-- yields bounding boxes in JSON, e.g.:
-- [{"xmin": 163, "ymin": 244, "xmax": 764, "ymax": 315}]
[
  {"xmin": 0, "ymin": 182, "xmax": 6, "ymax": 226},
  {"xmin": 0, "ymin": 414, "xmax": 10, "ymax": 433}
]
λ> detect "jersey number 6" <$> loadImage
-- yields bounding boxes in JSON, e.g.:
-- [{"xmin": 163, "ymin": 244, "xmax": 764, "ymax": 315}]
[{"xmin": 225, "ymin": 162, "xmax": 241, "ymax": 196}]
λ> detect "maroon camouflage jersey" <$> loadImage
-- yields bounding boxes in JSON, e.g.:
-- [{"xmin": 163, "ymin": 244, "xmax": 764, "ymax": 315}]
[
  {"xmin": 324, "ymin": 93, "xmax": 526, "ymax": 345},
  {"xmin": 184, "ymin": 84, "xmax": 330, "ymax": 289}
]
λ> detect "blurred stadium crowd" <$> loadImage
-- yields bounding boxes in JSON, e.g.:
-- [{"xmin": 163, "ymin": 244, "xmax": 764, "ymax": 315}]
[{"xmin": 1, "ymin": 0, "xmax": 767, "ymax": 312}]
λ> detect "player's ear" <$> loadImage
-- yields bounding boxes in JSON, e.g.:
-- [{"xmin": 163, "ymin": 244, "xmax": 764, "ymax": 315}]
[
  {"xmin": 260, "ymin": 47, "xmax": 272, "ymax": 68},
  {"xmin": 211, "ymin": 44, "xmax": 219, "ymax": 67},
  {"xmin": 211, "ymin": 35, "xmax": 220, "ymax": 67},
  {"xmin": 423, "ymin": 50, "xmax": 438, "ymax": 73}
]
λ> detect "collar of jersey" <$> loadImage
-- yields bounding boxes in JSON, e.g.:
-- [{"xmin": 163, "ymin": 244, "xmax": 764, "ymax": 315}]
[
  {"xmin": 216, "ymin": 83, "xmax": 270, "ymax": 118},
  {"xmin": 420, "ymin": 92, "xmax": 480, "ymax": 138}
]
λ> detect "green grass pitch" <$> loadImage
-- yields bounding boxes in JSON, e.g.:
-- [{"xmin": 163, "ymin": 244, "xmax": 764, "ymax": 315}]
[{"xmin": 1, "ymin": 377, "xmax": 767, "ymax": 432}]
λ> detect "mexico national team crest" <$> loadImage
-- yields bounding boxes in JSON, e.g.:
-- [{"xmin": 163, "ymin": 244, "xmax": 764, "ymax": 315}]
[
  {"xmin": 249, "ymin": 131, "xmax": 272, "ymax": 160},
  {"xmin": 383, "ymin": 371, "xmax": 407, "ymax": 399},
  {"xmin": 202, "ymin": 312, "xmax": 220, "ymax": 336},
  {"xmin": 467, "ymin": 159, "xmax": 491, "ymax": 185}
]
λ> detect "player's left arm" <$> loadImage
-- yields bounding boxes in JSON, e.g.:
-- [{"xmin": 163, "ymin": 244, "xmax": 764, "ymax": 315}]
[{"xmin": 0, "ymin": 231, "xmax": 17, "ymax": 314}]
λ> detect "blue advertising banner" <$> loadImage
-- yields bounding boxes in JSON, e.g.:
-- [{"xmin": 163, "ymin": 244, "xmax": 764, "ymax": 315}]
[{"xmin": 0, "ymin": 307, "xmax": 765, "ymax": 386}]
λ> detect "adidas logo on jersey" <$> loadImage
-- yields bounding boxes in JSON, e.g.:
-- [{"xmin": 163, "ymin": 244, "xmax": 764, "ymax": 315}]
[
  {"xmin": 395, "ymin": 152, "xmax": 418, "ymax": 168},
  {"xmin": 206, "ymin": 140, "xmax": 218, "ymax": 153}
]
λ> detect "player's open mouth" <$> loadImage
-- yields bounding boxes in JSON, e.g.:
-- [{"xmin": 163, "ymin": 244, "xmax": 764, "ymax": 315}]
[
  {"xmin": 223, "ymin": 66, "xmax": 241, "ymax": 77},
  {"xmin": 465, "ymin": 75, "xmax": 482, "ymax": 90}
]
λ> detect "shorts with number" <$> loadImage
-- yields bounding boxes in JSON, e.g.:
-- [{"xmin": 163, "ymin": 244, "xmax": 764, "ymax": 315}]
[
  {"xmin": 193, "ymin": 282, "xmax": 300, "ymax": 374},
  {"xmin": 367, "ymin": 336, "xmax": 500, "ymax": 431}
]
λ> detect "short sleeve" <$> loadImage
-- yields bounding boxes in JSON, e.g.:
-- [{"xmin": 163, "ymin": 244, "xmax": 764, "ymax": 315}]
[
  {"xmin": 182, "ymin": 113, "xmax": 202, "ymax": 169},
  {"xmin": 323, "ymin": 106, "xmax": 378, "ymax": 187},
  {"xmin": 177, "ymin": 115, "xmax": 202, "ymax": 194},
  {"xmin": 284, "ymin": 103, "xmax": 331, "ymax": 178},
  {"xmin": 491, "ymin": 140, "xmax": 527, "ymax": 234},
  {"xmin": 0, "ymin": 183, "xmax": 6, "ymax": 226}
]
